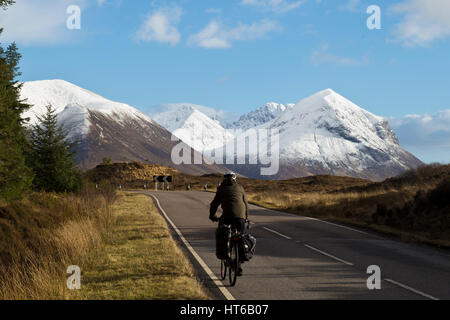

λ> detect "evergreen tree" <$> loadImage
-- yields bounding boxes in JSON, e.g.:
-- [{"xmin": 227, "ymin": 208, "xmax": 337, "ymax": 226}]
[
  {"xmin": 0, "ymin": 1, "xmax": 14, "ymax": 10},
  {"xmin": 27, "ymin": 105, "xmax": 82, "ymax": 193},
  {"xmin": 0, "ymin": 30, "xmax": 33, "ymax": 201}
]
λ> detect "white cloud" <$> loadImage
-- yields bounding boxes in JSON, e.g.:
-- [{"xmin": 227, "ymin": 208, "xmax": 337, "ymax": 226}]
[
  {"xmin": 240, "ymin": 0, "xmax": 303, "ymax": 13},
  {"xmin": 390, "ymin": 0, "xmax": 450, "ymax": 46},
  {"xmin": 390, "ymin": 110, "xmax": 450, "ymax": 163},
  {"xmin": 310, "ymin": 44, "xmax": 369, "ymax": 65},
  {"xmin": 135, "ymin": 6, "xmax": 182, "ymax": 46},
  {"xmin": 391, "ymin": 110, "xmax": 450, "ymax": 147},
  {"xmin": 188, "ymin": 19, "xmax": 281, "ymax": 49},
  {"xmin": 0, "ymin": 0, "xmax": 86, "ymax": 45}
]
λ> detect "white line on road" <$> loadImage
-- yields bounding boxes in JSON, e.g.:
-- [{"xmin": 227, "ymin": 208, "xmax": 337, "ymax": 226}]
[
  {"xmin": 385, "ymin": 279, "xmax": 439, "ymax": 301},
  {"xmin": 304, "ymin": 244, "xmax": 354, "ymax": 266},
  {"xmin": 306, "ymin": 218, "xmax": 369, "ymax": 235},
  {"xmin": 149, "ymin": 194, "xmax": 235, "ymax": 301},
  {"xmin": 262, "ymin": 227, "xmax": 292, "ymax": 240},
  {"xmin": 252, "ymin": 204, "xmax": 369, "ymax": 235}
]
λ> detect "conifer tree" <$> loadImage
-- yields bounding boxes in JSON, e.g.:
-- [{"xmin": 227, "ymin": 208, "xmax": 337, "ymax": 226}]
[
  {"xmin": 27, "ymin": 105, "xmax": 82, "ymax": 193},
  {"xmin": 0, "ymin": 1, "xmax": 14, "ymax": 9},
  {"xmin": 0, "ymin": 27, "xmax": 33, "ymax": 201}
]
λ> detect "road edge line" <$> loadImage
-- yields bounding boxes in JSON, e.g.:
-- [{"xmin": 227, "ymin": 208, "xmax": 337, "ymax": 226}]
[{"xmin": 148, "ymin": 194, "xmax": 235, "ymax": 301}]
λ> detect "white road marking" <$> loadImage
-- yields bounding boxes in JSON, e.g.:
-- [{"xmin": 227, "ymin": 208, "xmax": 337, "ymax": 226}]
[
  {"xmin": 385, "ymin": 279, "xmax": 439, "ymax": 301},
  {"xmin": 304, "ymin": 244, "xmax": 354, "ymax": 266},
  {"xmin": 251, "ymin": 204, "xmax": 369, "ymax": 235},
  {"xmin": 262, "ymin": 227, "xmax": 292, "ymax": 240},
  {"xmin": 149, "ymin": 194, "xmax": 235, "ymax": 301},
  {"xmin": 306, "ymin": 218, "xmax": 369, "ymax": 235}
]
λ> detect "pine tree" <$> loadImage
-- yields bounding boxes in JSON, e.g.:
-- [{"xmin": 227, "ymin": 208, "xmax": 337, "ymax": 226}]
[
  {"xmin": 0, "ymin": 31, "xmax": 33, "ymax": 201},
  {"xmin": 27, "ymin": 105, "xmax": 82, "ymax": 193},
  {"xmin": 0, "ymin": 1, "xmax": 14, "ymax": 10}
]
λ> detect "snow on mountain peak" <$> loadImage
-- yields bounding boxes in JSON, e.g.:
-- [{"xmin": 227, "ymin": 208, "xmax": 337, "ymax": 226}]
[
  {"xmin": 257, "ymin": 89, "xmax": 403, "ymax": 169},
  {"xmin": 20, "ymin": 80, "xmax": 155, "ymax": 140},
  {"xmin": 20, "ymin": 79, "xmax": 152, "ymax": 127},
  {"xmin": 148, "ymin": 103, "xmax": 235, "ymax": 151},
  {"xmin": 231, "ymin": 101, "xmax": 293, "ymax": 130},
  {"xmin": 147, "ymin": 103, "xmax": 238, "ymax": 129}
]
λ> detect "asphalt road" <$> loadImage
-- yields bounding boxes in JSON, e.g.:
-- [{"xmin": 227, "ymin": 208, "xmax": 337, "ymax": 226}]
[{"xmin": 139, "ymin": 191, "xmax": 450, "ymax": 300}]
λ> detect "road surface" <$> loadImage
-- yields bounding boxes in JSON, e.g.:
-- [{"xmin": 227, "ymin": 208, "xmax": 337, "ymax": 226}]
[{"xmin": 138, "ymin": 191, "xmax": 450, "ymax": 300}]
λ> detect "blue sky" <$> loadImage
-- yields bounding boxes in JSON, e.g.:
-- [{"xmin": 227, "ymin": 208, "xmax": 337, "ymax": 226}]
[{"xmin": 0, "ymin": 0, "xmax": 449, "ymax": 163}]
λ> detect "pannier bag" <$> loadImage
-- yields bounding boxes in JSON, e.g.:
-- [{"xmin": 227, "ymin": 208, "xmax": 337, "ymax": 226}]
[
  {"xmin": 216, "ymin": 224, "xmax": 232, "ymax": 260},
  {"xmin": 240, "ymin": 233, "xmax": 256, "ymax": 262}
]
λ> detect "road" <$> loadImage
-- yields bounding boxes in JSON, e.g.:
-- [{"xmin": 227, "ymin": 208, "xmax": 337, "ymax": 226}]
[{"xmin": 139, "ymin": 191, "xmax": 450, "ymax": 300}]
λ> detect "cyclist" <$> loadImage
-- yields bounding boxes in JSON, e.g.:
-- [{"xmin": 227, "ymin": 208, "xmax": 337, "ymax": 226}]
[{"xmin": 209, "ymin": 172, "xmax": 249, "ymax": 276}]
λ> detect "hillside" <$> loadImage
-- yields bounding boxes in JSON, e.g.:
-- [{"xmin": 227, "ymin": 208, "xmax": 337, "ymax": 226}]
[
  {"xmin": 87, "ymin": 162, "xmax": 180, "ymax": 185},
  {"xmin": 88, "ymin": 161, "xmax": 371, "ymax": 193}
]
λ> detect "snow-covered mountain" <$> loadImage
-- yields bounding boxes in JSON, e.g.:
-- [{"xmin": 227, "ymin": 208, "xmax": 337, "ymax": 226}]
[
  {"xmin": 225, "ymin": 89, "xmax": 422, "ymax": 180},
  {"xmin": 148, "ymin": 103, "xmax": 239, "ymax": 129},
  {"xmin": 231, "ymin": 102, "xmax": 294, "ymax": 130},
  {"xmin": 20, "ymin": 80, "xmax": 422, "ymax": 180},
  {"xmin": 21, "ymin": 80, "xmax": 155, "ymax": 139},
  {"xmin": 147, "ymin": 103, "xmax": 235, "ymax": 151},
  {"xmin": 20, "ymin": 80, "xmax": 226, "ymax": 174}
]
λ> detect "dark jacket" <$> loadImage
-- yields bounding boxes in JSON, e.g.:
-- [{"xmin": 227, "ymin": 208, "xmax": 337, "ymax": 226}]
[{"xmin": 210, "ymin": 180, "xmax": 248, "ymax": 220}]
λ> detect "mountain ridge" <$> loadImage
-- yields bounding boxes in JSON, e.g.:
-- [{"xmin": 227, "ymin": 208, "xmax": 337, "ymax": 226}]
[
  {"xmin": 20, "ymin": 80, "xmax": 227, "ymax": 175},
  {"xmin": 20, "ymin": 80, "xmax": 423, "ymax": 180}
]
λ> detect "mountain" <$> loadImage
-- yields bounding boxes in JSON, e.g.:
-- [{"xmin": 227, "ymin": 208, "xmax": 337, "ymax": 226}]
[
  {"xmin": 224, "ymin": 89, "xmax": 423, "ymax": 180},
  {"xmin": 148, "ymin": 103, "xmax": 239, "ymax": 129},
  {"xmin": 231, "ymin": 102, "xmax": 294, "ymax": 130},
  {"xmin": 147, "ymin": 103, "xmax": 235, "ymax": 151},
  {"xmin": 20, "ymin": 80, "xmax": 422, "ymax": 180},
  {"xmin": 20, "ymin": 80, "xmax": 226, "ymax": 175}
]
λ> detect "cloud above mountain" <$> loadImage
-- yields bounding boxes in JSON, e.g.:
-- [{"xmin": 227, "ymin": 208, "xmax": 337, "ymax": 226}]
[
  {"xmin": 135, "ymin": 6, "xmax": 182, "ymax": 46},
  {"xmin": 0, "ymin": 0, "xmax": 86, "ymax": 44},
  {"xmin": 188, "ymin": 19, "xmax": 281, "ymax": 49},
  {"xmin": 390, "ymin": 0, "xmax": 450, "ymax": 46},
  {"xmin": 390, "ymin": 110, "xmax": 450, "ymax": 163}
]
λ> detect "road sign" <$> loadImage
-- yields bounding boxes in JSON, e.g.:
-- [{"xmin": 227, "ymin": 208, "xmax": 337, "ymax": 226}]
[{"xmin": 153, "ymin": 176, "xmax": 173, "ymax": 183}]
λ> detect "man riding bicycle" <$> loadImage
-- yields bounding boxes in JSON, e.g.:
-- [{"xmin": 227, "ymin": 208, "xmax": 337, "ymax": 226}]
[{"xmin": 209, "ymin": 172, "xmax": 249, "ymax": 276}]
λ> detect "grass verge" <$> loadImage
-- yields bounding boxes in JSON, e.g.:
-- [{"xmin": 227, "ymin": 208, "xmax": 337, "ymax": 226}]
[
  {"xmin": 70, "ymin": 192, "xmax": 209, "ymax": 300},
  {"xmin": 0, "ymin": 190, "xmax": 112, "ymax": 299}
]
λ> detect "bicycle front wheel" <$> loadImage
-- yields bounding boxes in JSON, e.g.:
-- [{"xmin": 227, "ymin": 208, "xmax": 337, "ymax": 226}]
[{"xmin": 229, "ymin": 241, "xmax": 239, "ymax": 287}]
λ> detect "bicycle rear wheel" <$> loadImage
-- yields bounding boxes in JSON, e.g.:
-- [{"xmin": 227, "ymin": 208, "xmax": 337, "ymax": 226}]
[
  {"xmin": 229, "ymin": 241, "xmax": 239, "ymax": 286},
  {"xmin": 220, "ymin": 260, "xmax": 227, "ymax": 280}
]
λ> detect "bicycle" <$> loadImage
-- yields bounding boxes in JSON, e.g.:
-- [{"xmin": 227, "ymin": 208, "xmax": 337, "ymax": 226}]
[
  {"xmin": 220, "ymin": 226, "xmax": 241, "ymax": 286},
  {"xmin": 219, "ymin": 220, "xmax": 251, "ymax": 287}
]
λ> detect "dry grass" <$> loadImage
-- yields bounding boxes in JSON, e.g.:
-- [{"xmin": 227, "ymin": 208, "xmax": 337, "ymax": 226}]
[
  {"xmin": 0, "ymin": 188, "xmax": 208, "ymax": 300},
  {"xmin": 248, "ymin": 165, "xmax": 450, "ymax": 248},
  {"xmin": 70, "ymin": 193, "xmax": 208, "ymax": 300},
  {"xmin": 0, "ymin": 188, "xmax": 115, "ymax": 300}
]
